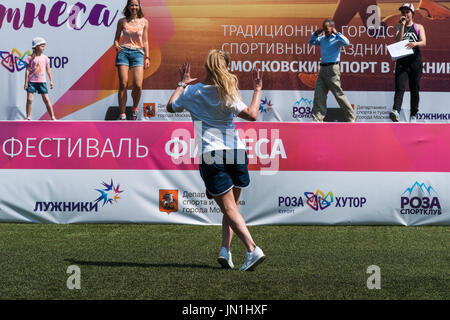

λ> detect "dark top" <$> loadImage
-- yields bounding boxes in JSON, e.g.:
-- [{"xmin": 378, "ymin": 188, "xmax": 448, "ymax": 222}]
[{"xmin": 401, "ymin": 23, "xmax": 421, "ymax": 58}]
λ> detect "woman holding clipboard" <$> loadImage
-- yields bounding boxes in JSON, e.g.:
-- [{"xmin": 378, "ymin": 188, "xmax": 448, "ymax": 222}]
[{"xmin": 389, "ymin": 3, "xmax": 427, "ymax": 123}]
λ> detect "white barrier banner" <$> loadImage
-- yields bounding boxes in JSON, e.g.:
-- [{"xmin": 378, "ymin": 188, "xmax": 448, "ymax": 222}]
[
  {"xmin": 0, "ymin": 170, "xmax": 448, "ymax": 226},
  {"xmin": 0, "ymin": 121, "xmax": 449, "ymax": 225}
]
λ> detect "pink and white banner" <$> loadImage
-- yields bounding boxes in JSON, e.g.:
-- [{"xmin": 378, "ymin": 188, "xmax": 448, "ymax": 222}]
[{"xmin": 0, "ymin": 121, "xmax": 448, "ymax": 225}]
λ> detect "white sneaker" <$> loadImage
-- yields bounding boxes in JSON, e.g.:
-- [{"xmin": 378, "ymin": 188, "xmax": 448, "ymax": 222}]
[
  {"xmin": 410, "ymin": 116, "xmax": 417, "ymax": 123},
  {"xmin": 217, "ymin": 247, "xmax": 234, "ymax": 269},
  {"xmin": 240, "ymin": 246, "xmax": 266, "ymax": 271},
  {"xmin": 389, "ymin": 110, "xmax": 400, "ymax": 122}
]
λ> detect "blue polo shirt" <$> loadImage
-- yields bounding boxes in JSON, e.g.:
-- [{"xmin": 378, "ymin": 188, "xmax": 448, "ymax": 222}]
[{"xmin": 308, "ymin": 32, "xmax": 350, "ymax": 64}]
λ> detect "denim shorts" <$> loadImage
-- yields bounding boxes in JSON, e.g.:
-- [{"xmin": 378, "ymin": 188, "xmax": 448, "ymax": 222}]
[
  {"xmin": 115, "ymin": 47, "xmax": 144, "ymax": 68},
  {"xmin": 27, "ymin": 82, "xmax": 48, "ymax": 94},
  {"xmin": 199, "ymin": 149, "xmax": 250, "ymax": 199}
]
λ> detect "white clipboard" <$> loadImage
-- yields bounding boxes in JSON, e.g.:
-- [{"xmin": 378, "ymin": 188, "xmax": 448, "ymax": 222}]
[{"xmin": 386, "ymin": 40, "xmax": 414, "ymax": 60}]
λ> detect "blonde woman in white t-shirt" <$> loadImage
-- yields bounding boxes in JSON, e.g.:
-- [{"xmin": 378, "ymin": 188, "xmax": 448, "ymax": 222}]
[{"xmin": 167, "ymin": 49, "xmax": 265, "ymax": 271}]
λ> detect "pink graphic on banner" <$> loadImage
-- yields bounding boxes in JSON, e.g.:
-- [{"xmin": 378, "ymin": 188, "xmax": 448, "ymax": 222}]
[{"xmin": 1, "ymin": 122, "xmax": 450, "ymax": 172}]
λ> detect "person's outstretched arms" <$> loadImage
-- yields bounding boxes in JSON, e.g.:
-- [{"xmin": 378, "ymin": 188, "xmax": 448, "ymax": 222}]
[
  {"xmin": 166, "ymin": 62, "xmax": 198, "ymax": 113},
  {"xmin": 238, "ymin": 68, "xmax": 263, "ymax": 121}
]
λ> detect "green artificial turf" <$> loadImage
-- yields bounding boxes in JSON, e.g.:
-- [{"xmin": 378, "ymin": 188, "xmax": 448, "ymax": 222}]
[{"xmin": 0, "ymin": 224, "xmax": 448, "ymax": 300}]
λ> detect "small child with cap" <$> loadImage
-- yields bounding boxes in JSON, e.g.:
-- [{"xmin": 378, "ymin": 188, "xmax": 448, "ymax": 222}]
[{"xmin": 24, "ymin": 37, "xmax": 56, "ymax": 120}]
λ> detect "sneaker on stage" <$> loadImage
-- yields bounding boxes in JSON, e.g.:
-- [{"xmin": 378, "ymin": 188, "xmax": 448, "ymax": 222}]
[
  {"xmin": 131, "ymin": 108, "xmax": 139, "ymax": 121},
  {"xmin": 118, "ymin": 113, "xmax": 127, "ymax": 120},
  {"xmin": 389, "ymin": 110, "xmax": 400, "ymax": 122},
  {"xmin": 410, "ymin": 115, "xmax": 417, "ymax": 123},
  {"xmin": 217, "ymin": 247, "xmax": 234, "ymax": 269},
  {"xmin": 240, "ymin": 246, "xmax": 265, "ymax": 271}
]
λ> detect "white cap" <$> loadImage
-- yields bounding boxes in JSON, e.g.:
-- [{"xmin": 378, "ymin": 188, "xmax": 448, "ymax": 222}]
[
  {"xmin": 32, "ymin": 37, "xmax": 46, "ymax": 49},
  {"xmin": 399, "ymin": 3, "xmax": 415, "ymax": 12}
]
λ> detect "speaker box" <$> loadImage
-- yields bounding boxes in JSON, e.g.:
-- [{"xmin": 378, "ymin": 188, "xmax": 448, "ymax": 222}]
[
  {"xmin": 323, "ymin": 108, "xmax": 348, "ymax": 122},
  {"xmin": 105, "ymin": 107, "xmax": 134, "ymax": 121}
]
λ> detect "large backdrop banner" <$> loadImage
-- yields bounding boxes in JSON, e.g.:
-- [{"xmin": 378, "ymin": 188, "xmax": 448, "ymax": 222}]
[
  {"xmin": 0, "ymin": 121, "xmax": 449, "ymax": 225},
  {"xmin": 1, "ymin": 0, "xmax": 450, "ymax": 122}
]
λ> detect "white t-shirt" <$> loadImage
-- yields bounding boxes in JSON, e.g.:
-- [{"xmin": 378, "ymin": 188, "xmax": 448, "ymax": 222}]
[{"xmin": 172, "ymin": 83, "xmax": 247, "ymax": 154}]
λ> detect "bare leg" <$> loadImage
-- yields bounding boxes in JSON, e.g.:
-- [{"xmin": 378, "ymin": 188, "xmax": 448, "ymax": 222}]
[
  {"xmin": 214, "ymin": 188, "xmax": 256, "ymax": 252},
  {"xmin": 221, "ymin": 188, "xmax": 241, "ymax": 250},
  {"xmin": 117, "ymin": 66, "xmax": 129, "ymax": 114},
  {"xmin": 41, "ymin": 94, "xmax": 55, "ymax": 119},
  {"xmin": 131, "ymin": 66, "xmax": 144, "ymax": 110},
  {"xmin": 26, "ymin": 93, "xmax": 33, "ymax": 119}
]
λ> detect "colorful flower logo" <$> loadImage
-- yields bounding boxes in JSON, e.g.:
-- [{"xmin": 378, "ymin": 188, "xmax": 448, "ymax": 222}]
[
  {"xmin": 259, "ymin": 97, "xmax": 273, "ymax": 113},
  {"xmin": 94, "ymin": 179, "xmax": 124, "ymax": 206}
]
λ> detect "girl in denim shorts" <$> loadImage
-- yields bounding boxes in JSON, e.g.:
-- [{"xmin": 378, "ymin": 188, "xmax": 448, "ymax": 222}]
[
  {"xmin": 24, "ymin": 37, "xmax": 56, "ymax": 121},
  {"xmin": 113, "ymin": 0, "xmax": 150, "ymax": 120},
  {"xmin": 166, "ymin": 50, "xmax": 266, "ymax": 271}
]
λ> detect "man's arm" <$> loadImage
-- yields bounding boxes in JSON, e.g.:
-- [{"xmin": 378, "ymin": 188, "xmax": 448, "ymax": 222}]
[
  {"xmin": 333, "ymin": 28, "xmax": 350, "ymax": 46},
  {"xmin": 308, "ymin": 29, "xmax": 323, "ymax": 46}
]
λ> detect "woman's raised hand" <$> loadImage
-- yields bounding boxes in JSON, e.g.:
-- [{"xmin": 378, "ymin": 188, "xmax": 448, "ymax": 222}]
[
  {"xmin": 252, "ymin": 68, "xmax": 263, "ymax": 91},
  {"xmin": 179, "ymin": 62, "xmax": 198, "ymax": 85}
]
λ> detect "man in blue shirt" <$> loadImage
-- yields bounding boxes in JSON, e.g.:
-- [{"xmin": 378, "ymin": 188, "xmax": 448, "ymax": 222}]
[{"xmin": 309, "ymin": 19, "xmax": 356, "ymax": 122}]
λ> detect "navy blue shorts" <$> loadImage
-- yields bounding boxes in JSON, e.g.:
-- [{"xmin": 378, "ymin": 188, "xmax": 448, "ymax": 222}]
[
  {"xmin": 199, "ymin": 149, "xmax": 250, "ymax": 199},
  {"xmin": 115, "ymin": 47, "xmax": 144, "ymax": 68},
  {"xmin": 27, "ymin": 82, "xmax": 48, "ymax": 94}
]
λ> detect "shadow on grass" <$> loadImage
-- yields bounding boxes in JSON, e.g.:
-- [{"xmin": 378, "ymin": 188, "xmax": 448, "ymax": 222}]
[{"xmin": 64, "ymin": 259, "xmax": 221, "ymax": 270}]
